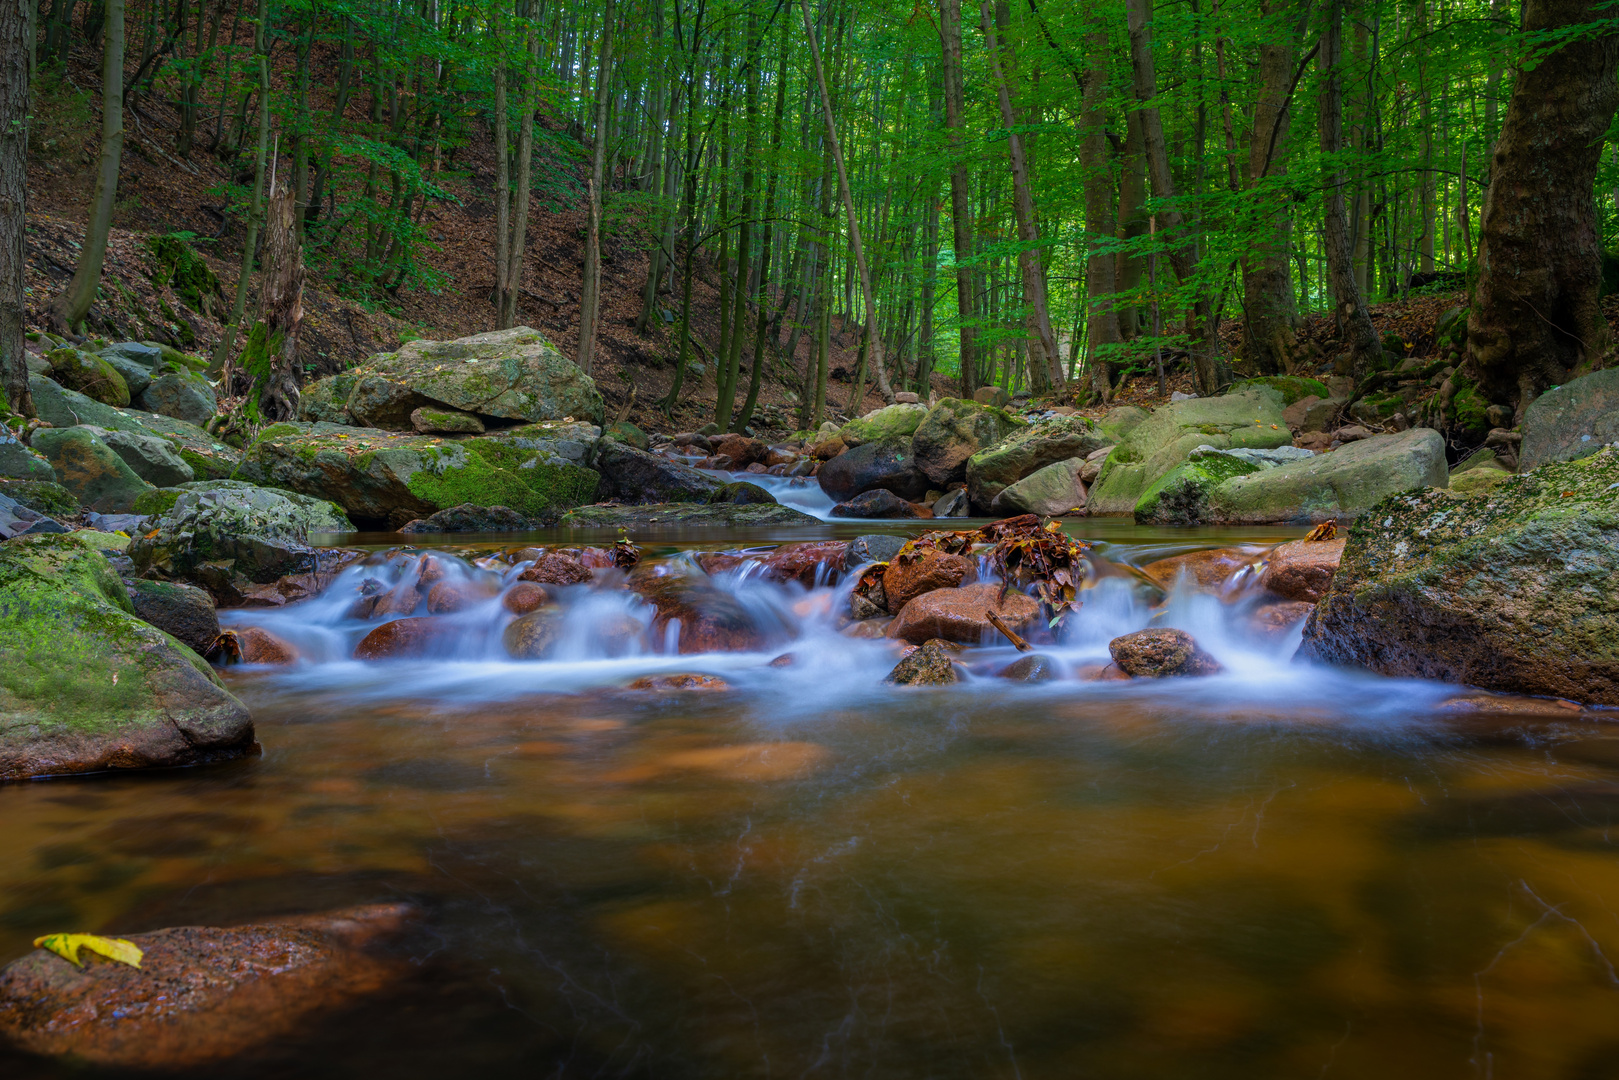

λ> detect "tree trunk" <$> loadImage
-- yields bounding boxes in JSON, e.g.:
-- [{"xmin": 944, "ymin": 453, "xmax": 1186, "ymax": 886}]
[
  {"xmin": 1466, "ymin": 0, "xmax": 1619, "ymax": 418},
  {"xmin": 578, "ymin": 0, "xmax": 614, "ymax": 373},
  {"xmin": 980, "ymin": 0, "xmax": 1062, "ymax": 393},
  {"xmin": 1115, "ymin": 109, "xmax": 1147, "ymax": 339},
  {"xmin": 0, "ymin": 0, "xmax": 29, "ymax": 417},
  {"xmin": 240, "ymin": 185, "xmax": 303, "ymax": 421},
  {"xmin": 800, "ymin": 0, "xmax": 894, "ymax": 405},
  {"xmin": 48, "ymin": 0, "xmax": 124, "ymax": 334},
  {"xmin": 939, "ymin": 0, "xmax": 979, "ymax": 396},
  {"xmin": 209, "ymin": 0, "xmax": 267, "ymax": 374},
  {"xmin": 500, "ymin": 1, "xmax": 540, "ymax": 329},
  {"xmin": 1080, "ymin": 21, "xmax": 1118, "ymax": 402},
  {"xmin": 734, "ymin": 19, "xmax": 790, "ymax": 433},
  {"xmin": 1317, "ymin": 0, "xmax": 1382, "ymax": 380}
]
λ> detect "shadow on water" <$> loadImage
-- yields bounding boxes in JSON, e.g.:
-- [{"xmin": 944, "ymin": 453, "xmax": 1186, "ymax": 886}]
[{"xmin": 3, "ymin": 522, "xmax": 1619, "ymax": 1078}]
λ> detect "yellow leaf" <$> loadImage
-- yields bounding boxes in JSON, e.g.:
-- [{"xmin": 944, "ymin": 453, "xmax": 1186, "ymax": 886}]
[{"xmin": 33, "ymin": 933, "xmax": 144, "ymax": 969}]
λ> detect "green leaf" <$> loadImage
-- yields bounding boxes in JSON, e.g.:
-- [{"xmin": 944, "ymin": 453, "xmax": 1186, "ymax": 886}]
[{"xmin": 33, "ymin": 933, "xmax": 144, "ymax": 969}]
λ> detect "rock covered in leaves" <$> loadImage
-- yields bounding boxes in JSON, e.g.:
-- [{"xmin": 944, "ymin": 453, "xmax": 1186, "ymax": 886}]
[
  {"xmin": 0, "ymin": 532, "xmax": 254, "ymax": 780},
  {"xmin": 1299, "ymin": 448, "xmax": 1619, "ymax": 704}
]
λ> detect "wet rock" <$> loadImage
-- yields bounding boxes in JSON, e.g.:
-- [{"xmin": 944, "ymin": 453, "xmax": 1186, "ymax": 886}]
[
  {"xmin": 626, "ymin": 673, "xmax": 729, "ymax": 691},
  {"xmin": 711, "ymin": 433, "xmax": 769, "ymax": 467},
  {"xmin": 1518, "ymin": 368, "xmax": 1619, "ymax": 472},
  {"xmin": 46, "ymin": 347, "xmax": 130, "ymax": 406},
  {"xmin": 810, "ymin": 435, "xmax": 846, "ymax": 460},
  {"xmin": 839, "ymin": 402, "xmax": 928, "ymax": 447},
  {"xmin": 710, "ymin": 480, "xmax": 777, "ymax": 504},
  {"xmin": 756, "ymin": 540, "xmax": 849, "ymax": 587},
  {"xmin": 632, "ymin": 569, "xmax": 766, "ymax": 653},
  {"xmin": 561, "ymin": 502, "xmax": 819, "ymax": 527},
  {"xmin": 519, "ymin": 552, "xmax": 593, "ymax": 586},
  {"xmin": 911, "ymin": 398, "xmax": 1025, "ymax": 485},
  {"xmin": 594, "ymin": 441, "xmax": 726, "ymax": 503},
  {"xmin": 1087, "ymin": 388, "xmax": 1291, "ymax": 514},
  {"xmin": 889, "ymin": 582, "xmax": 1040, "ymax": 646},
  {"xmin": 369, "ymin": 583, "xmax": 421, "ymax": 618},
  {"xmin": 990, "ymin": 456, "xmax": 1088, "ymax": 517},
  {"xmin": 425, "ymin": 579, "xmax": 495, "ymax": 613},
  {"xmin": 409, "ymin": 405, "xmax": 485, "ymax": 434},
  {"xmin": 845, "ymin": 533, "xmax": 906, "ymax": 568},
  {"xmin": 832, "ymin": 488, "xmax": 928, "ymax": 518},
  {"xmin": 353, "ymin": 616, "xmax": 456, "ymax": 659},
  {"xmin": 1205, "ymin": 428, "xmax": 1449, "ymax": 524},
  {"xmin": 1132, "ymin": 450, "xmax": 1259, "ymax": 526},
  {"xmin": 885, "ymin": 638, "xmax": 962, "ymax": 685},
  {"xmin": 0, "ymin": 903, "xmax": 415, "ymax": 1070},
  {"xmin": 501, "ymin": 582, "xmax": 551, "ymax": 615},
  {"xmin": 1249, "ymin": 600, "xmax": 1316, "ymax": 639},
  {"xmin": 1140, "ymin": 548, "xmax": 1262, "ymax": 592},
  {"xmin": 0, "ymin": 425, "xmax": 58, "ymax": 482},
  {"xmin": 1108, "ymin": 628, "xmax": 1223, "ymax": 677},
  {"xmin": 397, "ymin": 503, "xmax": 532, "ymax": 533},
  {"xmin": 136, "ymin": 371, "xmax": 218, "ymax": 426},
  {"xmin": 997, "ymin": 653, "xmax": 1056, "ymax": 682},
  {"xmin": 125, "ymin": 578, "xmax": 219, "ymax": 654},
  {"xmin": 503, "ymin": 609, "xmax": 565, "ymax": 659},
  {"xmin": 932, "ymin": 488, "xmax": 970, "ymax": 517},
  {"xmin": 0, "ymin": 533, "xmax": 254, "ymax": 780},
  {"xmin": 1258, "ymin": 538, "xmax": 1346, "ymax": 602},
  {"xmin": 842, "ymin": 616, "xmax": 893, "ymax": 639},
  {"xmin": 884, "ymin": 549, "xmax": 975, "ymax": 612},
  {"xmin": 30, "ymin": 426, "xmax": 154, "ymax": 512},
  {"xmin": 817, "ymin": 436, "xmax": 929, "ymax": 503},
  {"xmin": 1299, "ymin": 449, "xmax": 1619, "ymax": 704},
  {"xmin": 129, "ymin": 481, "xmax": 352, "ymax": 604},
  {"xmin": 100, "ymin": 428, "xmax": 195, "ymax": 487},
  {"xmin": 966, "ymin": 416, "xmax": 1105, "ymax": 508},
  {"xmin": 229, "ymin": 625, "xmax": 299, "ymax": 664}
]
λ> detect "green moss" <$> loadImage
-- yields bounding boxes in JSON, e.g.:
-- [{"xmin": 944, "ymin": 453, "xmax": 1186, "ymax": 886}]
[
  {"xmin": 145, "ymin": 234, "xmax": 224, "ymax": 318},
  {"xmin": 0, "ymin": 479, "xmax": 78, "ymax": 517},
  {"xmin": 176, "ymin": 446, "xmax": 236, "ymax": 481},
  {"xmin": 464, "ymin": 441, "xmax": 600, "ymax": 511},
  {"xmin": 1451, "ymin": 384, "xmax": 1490, "ymax": 436},
  {"xmin": 1134, "ymin": 453, "xmax": 1261, "ymax": 525},
  {"xmin": 1228, "ymin": 376, "xmax": 1332, "ymax": 405},
  {"xmin": 132, "ymin": 488, "xmax": 181, "ymax": 516}
]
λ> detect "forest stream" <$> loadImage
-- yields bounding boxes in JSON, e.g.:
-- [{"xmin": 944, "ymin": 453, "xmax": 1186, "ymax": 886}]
[{"xmin": 2, "ymin": 507, "xmax": 1616, "ymax": 1079}]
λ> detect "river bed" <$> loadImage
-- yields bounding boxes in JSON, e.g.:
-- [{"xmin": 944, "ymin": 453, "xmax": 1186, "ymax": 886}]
[{"xmin": 3, "ymin": 518, "xmax": 1617, "ymax": 1078}]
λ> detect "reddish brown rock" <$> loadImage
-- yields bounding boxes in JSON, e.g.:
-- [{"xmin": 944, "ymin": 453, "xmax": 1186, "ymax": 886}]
[
  {"xmin": 369, "ymin": 584, "xmax": 422, "ymax": 618},
  {"xmin": 888, "ymin": 582, "xmax": 1040, "ymax": 645},
  {"xmin": 756, "ymin": 540, "xmax": 850, "ymax": 587},
  {"xmin": 503, "ymin": 610, "xmax": 564, "ymax": 659},
  {"xmin": 519, "ymin": 553, "xmax": 593, "ymax": 587},
  {"xmin": 1140, "ymin": 547, "xmax": 1262, "ymax": 592},
  {"xmin": 763, "ymin": 447, "xmax": 797, "ymax": 468},
  {"xmin": 626, "ymin": 673, "xmax": 730, "ymax": 691},
  {"xmin": 500, "ymin": 581, "xmax": 551, "ymax": 615},
  {"xmin": 1258, "ymin": 538, "xmax": 1346, "ymax": 603},
  {"xmin": 1108, "ymin": 628, "xmax": 1222, "ymax": 677},
  {"xmin": 415, "ymin": 556, "xmax": 446, "ymax": 586},
  {"xmin": 578, "ymin": 546, "xmax": 617, "ymax": 569},
  {"xmin": 233, "ymin": 626, "xmax": 298, "ymax": 665},
  {"xmin": 0, "ymin": 904, "xmax": 416, "ymax": 1070},
  {"xmin": 842, "ymin": 617, "xmax": 894, "ymax": 639},
  {"xmin": 353, "ymin": 616, "xmax": 456, "ymax": 660},
  {"xmin": 811, "ymin": 436, "xmax": 846, "ymax": 461},
  {"xmin": 883, "ymin": 550, "xmax": 976, "ymax": 612},
  {"xmin": 712, "ymin": 434, "xmax": 769, "ymax": 467},
  {"xmin": 693, "ymin": 551, "xmax": 746, "ymax": 576},
  {"xmin": 425, "ymin": 579, "xmax": 496, "ymax": 614},
  {"xmin": 1250, "ymin": 600, "xmax": 1316, "ymax": 638},
  {"xmin": 631, "ymin": 570, "xmax": 765, "ymax": 653}
]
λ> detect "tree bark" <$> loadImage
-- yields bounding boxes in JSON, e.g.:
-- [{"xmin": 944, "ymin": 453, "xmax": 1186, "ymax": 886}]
[
  {"xmin": 0, "ymin": 0, "xmax": 29, "ymax": 417},
  {"xmin": 980, "ymin": 0, "xmax": 1062, "ymax": 393},
  {"xmin": 209, "ymin": 0, "xmax": 266, "ymax": 374},
  {"xmin": 939, "ymin": 0, "xmax": 979, "ymax": 397},
  {"xmin": 1466, "ymin": 0, "xmax": 1619, "ymax": 418},
  {"xmin": 1080, "ymin": 21, "xmax": 1118, "ymax": 402},
  {"xmin": 241, "ymin": 185, "xmax": 303, "ymax": 420},
  {"xmin": 1317, "ymin": 0, "xmax": 1382, "ymax": 380},
  {"xmin": 801, "ymin": 0, "xmax": 894, "ymax": 405},
  {"xmin": 49, "ymin": 0, "xmax": 124, "ymax": 334},
  {"xmin": 578, "ymin": 0, "xmax": 614, "ymax": 373},
  {"xmin": 501, "ymin": 0, "xmax": 540, "ymax": 329}
]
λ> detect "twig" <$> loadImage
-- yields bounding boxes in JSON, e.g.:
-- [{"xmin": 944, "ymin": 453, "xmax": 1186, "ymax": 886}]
[{"xmin": 985, "ymin": 610, "xmax": 1032, "ymax": 652}]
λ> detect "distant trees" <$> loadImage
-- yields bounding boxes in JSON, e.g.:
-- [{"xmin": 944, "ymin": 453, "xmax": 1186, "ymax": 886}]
[{"xmin": 0, "ymin": 0, "xmax": 27, "ymax": 417}]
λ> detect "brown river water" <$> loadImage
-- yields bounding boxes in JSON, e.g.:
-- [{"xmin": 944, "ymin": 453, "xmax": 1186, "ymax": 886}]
[{"xmin": 3, "ymin": 517, "xmax": 1619, "ymax": 1078}]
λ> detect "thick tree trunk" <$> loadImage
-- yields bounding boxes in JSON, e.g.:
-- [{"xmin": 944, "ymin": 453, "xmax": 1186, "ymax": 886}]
[
  {"xmin": 1115, "ymin": 110, "xmax": 1147, "ymax": 339},
  {"xmin": 939, "ymin": 0, "xmax": 979, "ymax": 396},
  {"xmin": 241, "ymin": 186, "xmax": 303, "ymax": 421},
  {"xmin": 501, "ymin": 2, "xmax": 540, "ymax": 329},
  {"xmin": 1317, "ymin": 0, "xmax": 1382, "ymax": 380},
  {"xmin": 980, "ymin": 0, "xmax": 1062, "ymax": 393},
  {"xmin": 800, "ymin": 0, "xmax": 894, "ymax": 405},
  {"xmin": 1080, "ymin": 23, "xmax": 1118, "ymax": 403},
  {"xmin": 1239, "ymin": 0, "xmax": 1310, "ymax": 375},
  {"xmin": 0, "ymin": 0, "xmax": 29, "ymax": 417},
  {"xmin": 1466, "ymin": 0, "xmax": 1619, "ymax": 418},
  {"xmin": 209, "ymin": 0, "xmax": 267, "ymax": 374},
  {"xmin": 49, "ymin": 0, "xmax": 124, "ymax": 335},
  {"xmin": 578, "ymin": 0, "xmax": 614, "ymax": 373}
]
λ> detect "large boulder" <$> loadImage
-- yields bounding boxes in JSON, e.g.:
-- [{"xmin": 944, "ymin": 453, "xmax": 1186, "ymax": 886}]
[
  {"xmin": 595, "ymin": 441, "xmax": 723, "ymax": 503},
  {"xmin": 1205, "ymin": 428, "xmax": 1449, "ymax": 524},
  {"xmin": 966, "ymin": 416, "xmax": 1106, "ymax": 509},
  {"xmin": 0, "ymin": 532, "xmax": 254, "ymax": 780},
  {"xmin": 817, "ymin": 437, "xmax": 929, "ymax": 502},
  {"xmin": 1133, "ymin": 450, "xmax": 1261, "ymax": 526},
  {"xmin": 136, "ymin": 370, "xmax": 218, "ymax": 426},
  {"xmin": 888, "ymin": 582, "xmax": 1041, "ymax": 645},
  {"xmin": 839, "ymin": 402, "xmax": 928, "ymax": 447},
  {"xmin": 0, "ymin": 478, "xmax": 77, "ymax": 517},
  {"xmin": 30, "ymin": 426, "xmax": 154, "ymax": 512},
  {"xmin": 1518, "ymin": 368, "xmax": 1619, "ymax": 472},
  {"xmin": 98, "ymin": 349, "xmax": 152, "ymax": 397},
  {"xmin": 129, "ymin": 480, "xmax": 353, "ymax": 602},
  {"xmin": 1087, "ymin": 389, "xmax": 1291, "ymax": 514},
  {"xmin": 631, "ymin": 568, "xmax": 767, "ymax": 653},
  {"xmin": 45, "ymin": 347, "xmax": 129, "ymax": 407},
  {"xmin": 101, "ymin": 428, "xmax": 195, "ymax": 487},
  {"xmin": 0, "ymin": 424, "xmax": 55, "ymax": 482},
  {"xmin": 27, "ymin": 374, "xmax": 238, "ymax": 479},
  {"xmin": 125, "ymin": 578, "xmax": 220, "ymax": 654},
  {"xmin": 1299, "ymin": 448, "xmax": 1619, "ymax": 703},
  {"xmin": 345, "ymin": 326, "xmax": 605, "ymax": 428},
  {"xmin": 830, "ymin": 488, "xmax": 927, "ymax": 519},
  {"xmin": 298, "ymin": 371, "xmax": 357, "ymax": 425},
  {"xmin": 992, "ymin": 456, "xmax": 1089, "ymax": 517},
  {"xmin": 911, "ymin": 398, "xmax": 1024, "ymax": 485},
  {"xmin": 561, "ymin": 502, "xmax": 819, "ymax": 527},
  {"xmin": 236, "ymin": 422, "xmax": 599, "ymax": 528},
  {"xmin": 1227, "ymin": 375, "xmax": 1331, "ymax": 405},
  {"xmin": 346, "ymin": 373, "xmax": 430, "ymax": 429}
]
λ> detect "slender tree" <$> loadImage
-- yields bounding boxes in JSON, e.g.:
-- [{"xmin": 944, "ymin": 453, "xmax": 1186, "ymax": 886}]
[
  {"xmin": 579, "ymin": 0, "xmax": 616, "ymax": 372},
  {"xmin": 0, "ymin": 0, "xmax": 27, "ymax": 417}
]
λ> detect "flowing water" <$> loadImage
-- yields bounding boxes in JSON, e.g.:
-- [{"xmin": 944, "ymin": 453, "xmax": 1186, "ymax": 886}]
[{"xmin": 4, "ymin": 515, "xmax": 1619, "ymax": 1079}]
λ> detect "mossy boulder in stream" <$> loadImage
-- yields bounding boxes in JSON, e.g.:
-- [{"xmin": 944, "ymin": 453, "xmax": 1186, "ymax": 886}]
[
  {"xmin": 30, "ymin": 426, "xmax": 155, "ymax": 512},
  {"xmin": 1133, "ymin": 451, "xmax": 1261, "ymax": 526},
  {"xmin": 965, "ymin": 415, "xmax": 1107, "ymax": 509},
  {"xmin": 1299, "ymin": 448, "xmax": 1619, "ymax": 704},
  {"xmin": 1206, "ymin": 428, "xmax": 1448, "ymax": 524},
  {"xmin": 45, "ymin": 348, "xmax": 129, "ymax": 407},
  {"xmin": 910, "ymin": 398, "xmax": 1025, "ymax": 486},
  {"xmin": 0, "ymin": 532, "xmax": 254, "ymax": 780},
  {"xmin": 236, "ymin": 422, "xmax": 599, "ymax": 528}
]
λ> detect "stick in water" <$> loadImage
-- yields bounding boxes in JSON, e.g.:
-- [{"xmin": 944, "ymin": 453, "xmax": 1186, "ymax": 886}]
[{"xmin": 985, "ymin": 611, "xmax": 1032, "ymax": 652}]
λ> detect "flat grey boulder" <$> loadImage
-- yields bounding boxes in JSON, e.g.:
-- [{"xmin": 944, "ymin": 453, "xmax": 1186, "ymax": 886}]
[
  {"xmin": 1519, "ymin": 368, "xmax": 1619, "ymax": 472},
  {"xmin": 101, "ymin": 428, "xmax": 195, "ymax": 487},
  {"xmin": 1206, "ymin": 428, "xmax": 1448, "ymax": 524}
]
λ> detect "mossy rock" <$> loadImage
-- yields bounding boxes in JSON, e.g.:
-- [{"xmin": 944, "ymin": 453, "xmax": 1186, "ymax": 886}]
[
  {"xmin": 1450, "ymin": 383, "xmax": 1491, "ymax": 438},
  {"xmin": 1228, "ymin": 376, "xmax": 1331, "ymax": 406},
  {"xmin": 561, "ymin": 502, "xmax": 821, "ymax": 527},
  {"xmin": 0, "ymin": 479, "xmax": 79, "ymax": 517},
  {"xmin": 1133, "ymin": 452, "xmax": 1260, "ymax": 526},
  {"xmin": 131, "ymin": 487, "xmax": 182, "ymax": 516},
  {"xmin": 965, "ymin": 416, "xmax": 1107, "ymax": 508},
  {"xmin": 45, "ymin": 348, "xmax": 130, "ymax": 407},
  {"xmin": 604, "ymin": 420, "xmax": 650, "ymax": 450},
  {"xmin": 910, "ymin": 398, "xmax": 1025, "ymax": 486},
  {"xmin": 30, "ymin": 426, "xmax": 155, "ymax": 512},
  {"xmin": 839, "ymin": 403, "xmax": 929, "ymax": 447},
  {"xmin": 145, "ymin": 234, "xmax": 224, "ymax": 318},
  {"xmin": 0, "ymin": 532, "xmax": 253, "ymax": 780}
]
